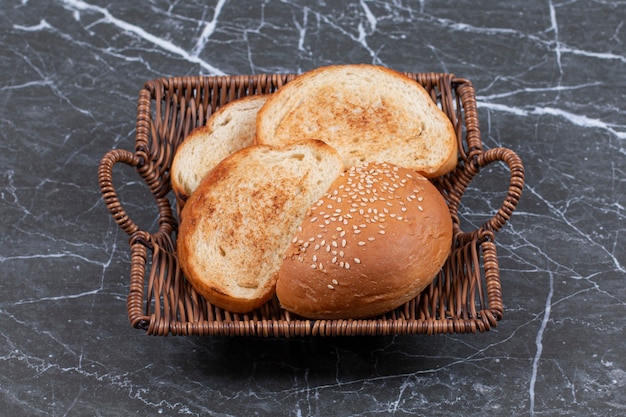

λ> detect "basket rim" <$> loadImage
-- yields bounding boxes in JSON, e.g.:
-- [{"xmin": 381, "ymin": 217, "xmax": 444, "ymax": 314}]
[{"xmin": 98, "ymin": 70, "xmax": 524, "ymax": 337}]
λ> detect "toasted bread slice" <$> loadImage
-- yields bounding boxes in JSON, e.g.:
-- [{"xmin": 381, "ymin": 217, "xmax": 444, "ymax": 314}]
[
  {"xmin": 171, "ymin": 95, "xmax": 269, "ymax": 201},
  {"xmin": 176, "ymin": 140, "xmax": 344, "ymax": 313},
  {"xmin": 256, "ymin": 64, "xmax": 457, "ymax": 177}
]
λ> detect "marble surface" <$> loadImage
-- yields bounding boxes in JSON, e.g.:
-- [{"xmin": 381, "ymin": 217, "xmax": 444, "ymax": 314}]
[{"xmin": 1, "ymin": 0, "xmax": 624, "ymax": 415}]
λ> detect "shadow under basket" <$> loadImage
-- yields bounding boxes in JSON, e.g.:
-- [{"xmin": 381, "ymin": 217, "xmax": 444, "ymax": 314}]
[{"xmin": 98, "ymin": 72, "xmax": 524, "ymax": 337}]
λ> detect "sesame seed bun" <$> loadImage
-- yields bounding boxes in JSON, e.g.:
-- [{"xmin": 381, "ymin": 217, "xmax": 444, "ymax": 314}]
[{"xmin": 276, "ymin": 162, "xmax": 453, "ymax": 319}]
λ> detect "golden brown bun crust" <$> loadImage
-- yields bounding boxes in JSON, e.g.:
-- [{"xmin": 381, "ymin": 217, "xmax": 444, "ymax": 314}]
[{"xmin": 276, "ymin": 162, "xmax": 453, "ymax": 319}]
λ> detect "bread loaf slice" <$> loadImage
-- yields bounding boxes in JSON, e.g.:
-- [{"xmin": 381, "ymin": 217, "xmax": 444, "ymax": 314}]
[
  {"xmin": 256, "ymin": 64, "xmax": 457, "ymax": 177},
  {"xmin": 171, "ymin": 95, "xmax": 269, "ymax": 201},
  {"xmin": 176, "ymin": 140, "xmax": 344, "ymax": 313}
]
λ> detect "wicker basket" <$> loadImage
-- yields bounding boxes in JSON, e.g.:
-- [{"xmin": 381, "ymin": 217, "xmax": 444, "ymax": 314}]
[{"xmin": 98, "ymin": 72, "xmax": 524, "ymax": 337}]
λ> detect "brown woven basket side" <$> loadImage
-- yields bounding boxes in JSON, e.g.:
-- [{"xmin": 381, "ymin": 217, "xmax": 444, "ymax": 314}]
[
  {"xmin": 98, "ymin": 72, "xmax": 524, "ymax": 337},
  {"xmin": 124, "ymin": 226, "xmax": 500, "ymax": 337}
]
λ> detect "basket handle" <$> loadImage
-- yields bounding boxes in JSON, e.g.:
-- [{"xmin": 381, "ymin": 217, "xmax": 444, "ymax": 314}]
[
  {"xmin": 452, "ymin": 147, "xmax": 524, "ymax": 241},
  {"xmin": 98, "ymin": 149, "xmax": 144, "ymax": 237}
]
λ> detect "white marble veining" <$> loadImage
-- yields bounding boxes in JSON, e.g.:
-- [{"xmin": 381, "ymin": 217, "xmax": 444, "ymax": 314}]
[{"xmin": 1, "ymin": 0, "xmax": 624, "ymax": 416}]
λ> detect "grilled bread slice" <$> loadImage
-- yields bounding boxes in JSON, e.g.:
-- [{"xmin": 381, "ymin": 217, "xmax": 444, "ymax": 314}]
[
  {"xmin": 256, "ymin": 64, "xmax": 457, "ymax": 177},
  {"xmin": 171, "ymin": 95, "xmax": 269, "ymax": 201},
  {"xmin": 176, "ymin": 140, "xmax": 344, "ymax": 313}
]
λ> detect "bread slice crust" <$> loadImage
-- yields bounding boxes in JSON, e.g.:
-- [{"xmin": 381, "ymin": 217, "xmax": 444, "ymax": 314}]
[
  {"xmin": 256, "ymin": 64, "xmax": 457, "ymax": 177},
  {"xmin": 171, "ymin": 95, "xmax": 269, "ymax": 201},
  {"xmin": 177, "ymin": 140, "xmax": 344, "ymax": 313}
]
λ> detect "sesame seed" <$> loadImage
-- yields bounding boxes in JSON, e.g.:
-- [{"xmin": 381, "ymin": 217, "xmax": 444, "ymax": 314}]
[
  {"xmin": 292, "ymin": 236, "xmax": 298, "ymax": 243},
  {"xmin": 339, "ymin": 251, "xmax": 345, "ymax": 257},
  {"xmin": 313, "ymin": 255, "xmax": 318, "ymax": 262},
  {"xmin": 332, "ymin": 279, "xmax": 339, "ymax": 285},
  {"xmin": 354, "ymin": 258, "xmax": 361, "ymax": 264},
  {"xmin": 310, "ymin": 217, "xmax": 318, "ymax": 222},
  {"xmin": 314, "ymin": 244, "xmax": 320, "ymax": 251},
  {"xmin": 368, "ymin": 237, "xmax": 375, "ymax": 241},
  {"xmin": 418, "ymin": 196, "xmax": 424, "ymax": 202},
  {"xmin": 303, "ymin": 242, "xmax": 310, "ymax": 248},
  {"xmin": 354, "ymin": 229, "xmax": 361, "ymax": 234},
  {"xmin": 418, "ymin": 205, "xmax": 424, "ymax": 211},
  {"xmin": 358, "ymin": 242, "xmax": 366, "ymax": 246},
  {"xmin": 401, "ymin": 207, "xmax": 407, "ymax": 212},
  {"xmin": 342, "ymin": 239, "xmax": 347, "ymax": 247},
  {"xmin": 332, "ymin": 256, "xmax": 337, "ymax": 264},
  {"xmin": 379, "ymin": 230, "xmax": 386, "ymax": 235},
  {"xmin": 345, "ymin": 262, "xmax": 350, "ymax": 270},
  {"xmin": 332, "ymin": 241, "xmax": 338, "ymax": 247},
  {"xmin": 327, "ymin": 284, "xmax": 335, "ymax": 290},
  {"xmin": 311, "ymin": 264, "xmax": 317, "ymax": 269},
  {"xmin": 319, "ymin": 262, "xmax": 323, "ymax": 270}
]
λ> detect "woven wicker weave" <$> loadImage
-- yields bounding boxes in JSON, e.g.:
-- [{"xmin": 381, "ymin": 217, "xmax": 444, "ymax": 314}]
[{"xmin": 98, "ymin": 72, "xmax": 524, "ymax": 337}]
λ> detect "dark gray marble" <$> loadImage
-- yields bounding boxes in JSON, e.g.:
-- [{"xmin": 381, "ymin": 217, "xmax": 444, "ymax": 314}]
[{"xmin": 1, "ymin": 0, "xmax": 624, "ymax": 415}]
